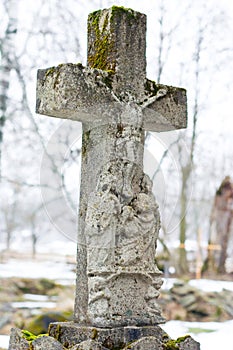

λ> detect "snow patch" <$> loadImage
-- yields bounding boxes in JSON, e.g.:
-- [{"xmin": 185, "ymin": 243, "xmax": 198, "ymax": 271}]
[
  {"xmin": 161, "ymin": 320, "xmax": 233, "ymax": 350},
  {"xmin": 0, "ymin": 335, "xmax": 10, "ymax": 349}
]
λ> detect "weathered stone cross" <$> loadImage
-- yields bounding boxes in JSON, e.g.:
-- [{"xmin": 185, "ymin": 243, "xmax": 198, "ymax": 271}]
[{"xmin": 36, "ymin": 6, "xmax": 187, "ymax": 329}]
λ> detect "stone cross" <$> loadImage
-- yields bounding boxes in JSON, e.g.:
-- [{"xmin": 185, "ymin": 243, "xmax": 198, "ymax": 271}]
[{"xmin": 36, "ymin": 6, "xmax": 187, "ymax": 328}]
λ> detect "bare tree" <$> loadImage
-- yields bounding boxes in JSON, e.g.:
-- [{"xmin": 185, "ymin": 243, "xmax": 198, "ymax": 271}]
[
  {"xmin": 0, "ymin": 0, "xmax": 18, "ymax": 178},
  {"xmin": 150, "ymin": 0, "xmax": 233, "ymax": 275},
  {"xmin": 0, "ymin": 184, "xmax": 20, "ymax": 251},
  {"xmin": 0, "ymin": 0, "xmax": 84, "ymax": 251}
]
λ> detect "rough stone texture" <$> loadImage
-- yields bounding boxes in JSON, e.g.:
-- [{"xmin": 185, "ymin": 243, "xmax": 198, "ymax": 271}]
[
  {"xmin": 36, "ymin": 6, "xmax": 187, "ymax": 328},
  {"xmin": 84, "ymin": 160, "xmax": 164, "ymax": 326},
  {"xmin": 36, "ymin": 66, "xmax": 187, "ymax": 132},
  {"xmin": 48, "ymin": 323, "xmax": 168, "ymax": 349},
  {"xmin": 31, "ymin": 335, "xmax": 65, "ymax": 349},
  {"xmin": 36, "ymin": 8, "xmax": 187, "ymax": 132},
  {"xmin": 70, "ymin": 339, "xmax": 108, "ymax": 349},
  {"xmin": 144, "ymin": 81, "xmax": 187, "ymax": 131},
  {"xmin": 7, "ymin": 325, "xmax": 200, "ymax": 350},
  {"xmin": 87, "ymin": 7, "xmax": 147, "ymax": 100},
  {"xmin": 122, "ymin": 336, "xmax": 163, "ymax": 349},
  {"xmin": 8, "ymin": 328, "xmax": 30, "ymax": 350},
  {"xmin": 178, "ymin": 336, "xmax": 200, "ymax": 350},
  {"xmin": 48, "ymin": 323, "xmax": 200, "ymax": 350},
  {"xmin": 8, "ymin": 329, "xmax": 66, "ymax": 350}
]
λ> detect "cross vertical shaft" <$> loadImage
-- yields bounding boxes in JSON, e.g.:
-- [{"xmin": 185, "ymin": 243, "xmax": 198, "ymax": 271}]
[{"xmin": 74, "ymin": 8, "xmax": 149, "ymax": 325}]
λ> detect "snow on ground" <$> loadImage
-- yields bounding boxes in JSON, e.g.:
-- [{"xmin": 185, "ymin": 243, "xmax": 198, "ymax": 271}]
[
  {"xmin": 189, "ymin": 278, "xmax": 233, "ymax": 292},
  {"xmin": 23, "ymin": 293, "xmax": 57, "ymax": 301},
  {"xmin": 10, "ymin": 293, "xmax": 58, "ymax": 309},
  {"xmin": 0, "ymin": 258, "xmax": 75, "ymax": 284},
  {"xmin": 161, "ymin": 320, "xmax": 233, "ymax": 350},
  {"xmin": 11, "ymin": 300, "xmax": 57, "ymax": 309},
  {"xmin": 0, "ymin": 335, "xmax": 10, "ymax": 349},
  {"xmin": 162, "ymin": 277, "xmax": 233, "ymax": 292},
  {"xmin": 0, "ymin": 240, "xmax": 77, "ymax": 257}
]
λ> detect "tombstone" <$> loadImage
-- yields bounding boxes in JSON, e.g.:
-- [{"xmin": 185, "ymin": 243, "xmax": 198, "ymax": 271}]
[
  {"xmin": 8, "ymin": 6, "xmax": 200, "ymax": 350},
  {"xmin": 206, "ymin": 176, "xmax": 233, "ymax": 274}
]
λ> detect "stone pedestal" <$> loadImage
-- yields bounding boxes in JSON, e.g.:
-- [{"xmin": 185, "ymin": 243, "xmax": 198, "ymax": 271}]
[
  {"xmin": 48, "ymin": 323, "xmax": 200, "ymax": 349},
  {"xmin": 48, "ymin": 322, "xmax": 167, "ymax": 348},
  {"xmin": 8, "ymin": 323, "xmax": 200, "ymax": 349}
]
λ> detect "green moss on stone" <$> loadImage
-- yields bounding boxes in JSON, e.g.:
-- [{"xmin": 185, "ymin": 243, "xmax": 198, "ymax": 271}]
[
  {"xmin": 88, "ymin": 9, "xmax": 115, "ymax": 71},
  {"xmin": 164, "ymin": 335, "xmax": 191, "ymax": 349},
  {"xmin": 82, "ymin": 130, "xmax": 91, "ymax": 157},
  {"xmin": 144, "ymin": 79, "xmax": 159, "ymax": 98},
  {"xmin": 53, "ymin": 324, "xmax": 61, "ymax": 341},
  {"xmin": 91, "ymin": 328, "xmax": 98, "ymax": 340},
  {"xmin": 111, "ymin": 5, "xmax": 137, "ymax": 20},
  {"xmin": 22, "ymin": 330, "xmax": 38, "ymax": 342},
  {"xmin": 176, "ymin": 335, "xmax": 191, "ymax": 343},
  {"xmin": 22, "ymin": 329, "xmax": 48, "ymax": 344},
  {"xmin": 102, "ymin": 70, "xmax": 114, "ymax": 88},
  {"xmin": 45, "ymin": 67, "xmax": 56, "ymax": 77},
  {"xmin": 45, "ymin": 66, "xmax": 61, "ymax": 88},
  {"xmin": 88, "ymin": 6, "xmax": 141, "ymax": 71}
]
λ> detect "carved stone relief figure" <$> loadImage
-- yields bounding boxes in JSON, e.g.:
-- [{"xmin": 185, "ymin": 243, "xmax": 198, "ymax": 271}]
[
  {"xmin": 85, "ymin": 159, "xmax": 163, "ymax": 325},
  {"xmin": 85, "ymin": 175, "xmax": 121, "ymax": 274},
  {"xmin": 88, "ymin": 276, "xmax": 111, "ymax": 322},
  {"xmin": 86, "ymin": 159, "xmax": 160, "ymax": 272}
]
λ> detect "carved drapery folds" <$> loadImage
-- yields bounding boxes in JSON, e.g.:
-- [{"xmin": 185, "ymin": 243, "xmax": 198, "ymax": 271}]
[{"xmin": 85, "ymin": 160, "xmax": 163, "ymax": 326}]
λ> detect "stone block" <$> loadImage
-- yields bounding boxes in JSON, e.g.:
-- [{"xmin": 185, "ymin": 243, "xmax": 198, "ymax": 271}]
[
  {"xmin": 31, "ymin": 335, "xmax": 65, "ymax": 349},
  {"xmin": 48, "ymin": 322, "xmax": 168, "ymax": 349},
  {"xmin": 178, "ymin": 335, "xmax": 200, "ymax": 350},
  {"xmin": 180, "ymin": 294, "xmax": 196, "ymax": 308},
  {"xmin": 122, "ymin": 336, "xmax": 163, "ymax": 349},
  {"xmin": 8, "ymin": 328, "xmax": 30, "ymax": 350},
  {"xmin": 70, "ymin": 339, "xmax": 108, "ymax": 349}
]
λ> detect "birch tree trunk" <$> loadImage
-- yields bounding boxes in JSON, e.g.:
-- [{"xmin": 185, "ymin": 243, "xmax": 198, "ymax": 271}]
[
  {"xmin": 177, "ymin": 22, "xmax": 203, "ymax": 275},
  {"xmin": 0, "ymin": 0, "xmax": 18, "ymax": 178}
]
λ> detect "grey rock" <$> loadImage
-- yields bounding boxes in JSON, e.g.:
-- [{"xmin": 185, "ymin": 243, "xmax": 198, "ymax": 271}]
[
  {"xmin": 180, "ymin": 294, "xmax": 197, "ymax": 308},
  {"xmin": 123, "ymin": 336, "xmax": 163, "ymax": 349},
  {"xmin": 0, "ymin": 313, "xmax": 11, "ymax": 329},
  {"xmin": 8, "ymin": 328, "xmax": 67, "ymax": 350},
  {"xmin": 171, "ymin": 284, "xmax": 197, "ymax": 296},
  {"xmin": 8, "ymin": 328, "xmax": 30, "ymax": 350},
  {"xmin": 31, "ymin": 336, "xmax": 65, "ymax": 349},
  {"xmin": 178, "ymin": 335, "xmax": 200, "ymax": 350},
  {"xmin": 70, "ymin": 339, "xmax": 108, "ymax": 349},
  {"xmin": 48, "ymin": 323, "xmax": 168, "ymax": 349}
]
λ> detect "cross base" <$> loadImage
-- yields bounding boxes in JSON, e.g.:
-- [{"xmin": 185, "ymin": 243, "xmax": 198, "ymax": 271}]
[
  {"xmin": 49, "ymin": 322, "xmax": 167, "ymax": 348},
  {"xmin": 47, "ymin": 322, "xmax": 200, "ymax": 349},
  {"xmin": 8, "ymin": 323, "xmax": 200, "ymax": 349}
]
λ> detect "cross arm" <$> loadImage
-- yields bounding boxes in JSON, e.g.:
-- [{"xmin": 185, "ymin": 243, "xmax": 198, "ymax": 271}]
[
  {"xmin": 143, "ymin": 79, "xmax": 187, "ymax": 132},
  {"xmin": 36, "ymin": 63, "xmax": 115, "ymax": 123}
]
